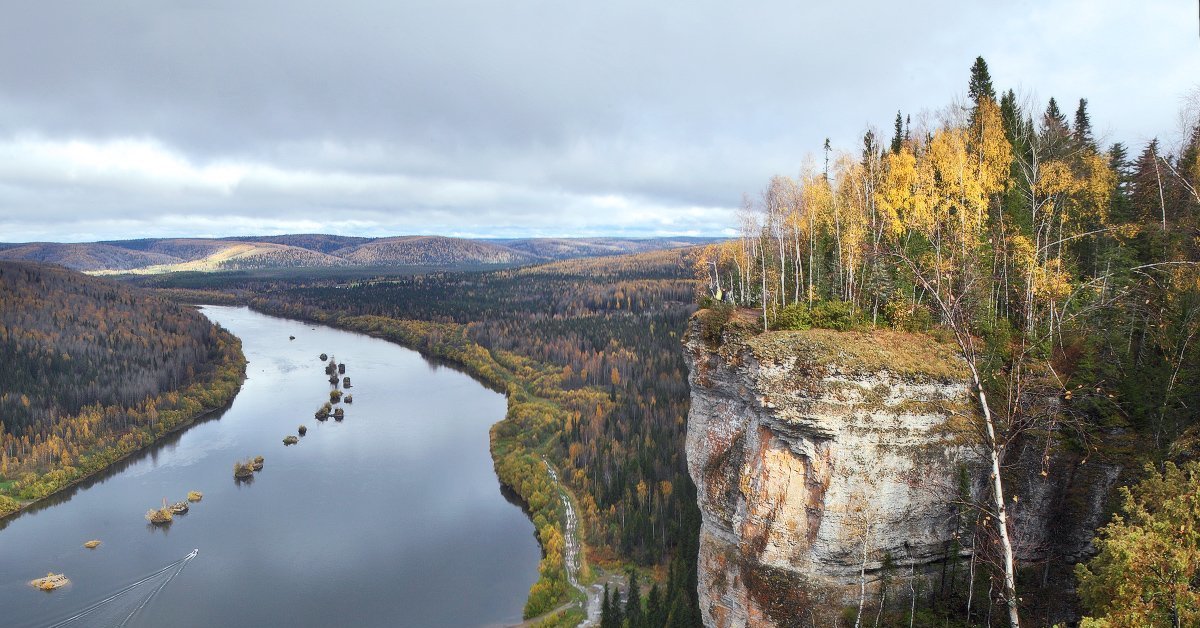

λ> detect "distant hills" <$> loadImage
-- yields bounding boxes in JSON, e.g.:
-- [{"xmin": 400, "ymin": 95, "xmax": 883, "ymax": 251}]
[{"xmin": 0, "ymin": 235, "xmax": 719, "ymax": 274}]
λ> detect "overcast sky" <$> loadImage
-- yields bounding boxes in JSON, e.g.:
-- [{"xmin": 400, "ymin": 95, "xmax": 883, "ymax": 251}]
[{"xmin": 1, "ymin": 1, "xmax": 1197, "ymax": 242}]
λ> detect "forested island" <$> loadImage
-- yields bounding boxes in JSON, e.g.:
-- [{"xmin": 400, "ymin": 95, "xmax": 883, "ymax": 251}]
[{"xmin": 0, "ymin": 261, "xmax": 246, "ymax": 517}]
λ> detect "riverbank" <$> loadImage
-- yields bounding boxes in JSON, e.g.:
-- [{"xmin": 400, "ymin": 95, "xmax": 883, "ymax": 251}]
[
  {"xmin": 0, "ymin": 329, "xmax": 247, "ymax": 522},
  {"xmin": 244, "ymin": 299, "xmax": 586, "ymax": 620}
]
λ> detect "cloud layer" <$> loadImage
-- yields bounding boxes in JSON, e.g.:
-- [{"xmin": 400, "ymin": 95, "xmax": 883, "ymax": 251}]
[{"xmin": 1, "ymin": 0, "xmax": 1196, "ymax": 241}]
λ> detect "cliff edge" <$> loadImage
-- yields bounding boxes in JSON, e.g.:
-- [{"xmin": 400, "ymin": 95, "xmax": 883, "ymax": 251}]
[{"xmin": 683, "ymin": 311, "xmax": 982, "ymax": 626}]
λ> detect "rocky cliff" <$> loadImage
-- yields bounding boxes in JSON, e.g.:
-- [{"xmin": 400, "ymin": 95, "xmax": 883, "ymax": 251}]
[
  {"xmin": 684, "ymin": 314, "xmax": 982, "ymax": 625},
  {"xmin": 683, "ymin": 312, "xmax": 1128, "ymax": 626}
]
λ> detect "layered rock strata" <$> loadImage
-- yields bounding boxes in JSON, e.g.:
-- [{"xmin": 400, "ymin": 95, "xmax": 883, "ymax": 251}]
[{"xmin": 684, "ymin": 317, "xmax": 982, "ymax": 626}]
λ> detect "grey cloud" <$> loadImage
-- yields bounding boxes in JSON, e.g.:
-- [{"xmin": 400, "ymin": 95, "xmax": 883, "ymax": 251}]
[{"xmin": 0, "ymin": 0, "xmax": 1196, "ymax": 241}]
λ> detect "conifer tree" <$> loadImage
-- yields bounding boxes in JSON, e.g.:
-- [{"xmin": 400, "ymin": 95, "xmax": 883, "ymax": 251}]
[
  {"xmin": 863, "ymin": 129, "xmax": 880, "ymax": 165},
  {"xmin": 645, "ymin": 583, "xmax": 665, "ymax": 627},
  {"xmin": 611, "ymin": 585, "xmax": 624, "ymax": 627},
  {"xmin": 891, "ymin": 111, "xmax": 904, "ymax": 154},
  {"xmin": 625, "ymin": 571, "xmax": 643, "ymax": 627},
  {"xmin": 601, "ymin": 583, "xmax": 612, "ymax": 628},
  {"xmin": 1108, "ymin": 142, "xmax": 1134, "ymax": 222},
  {"xmin": 1131, "ymin": 139, "xmax": 1167, "ymax": 231},
  {"xmin": 1042, "ymin": 97, "xmax": 1071, "ymax": 157},
  {"xmin": 968, "ymin": 56, "xmax": 996, "ymax": 105},
  {"xmin": 1073, "ymin": 97, "xmax": 1095, "ymax": 150},
  {"xmin": 1000, "ymin": 89, "xmax": 1022, "ymax": 143}
]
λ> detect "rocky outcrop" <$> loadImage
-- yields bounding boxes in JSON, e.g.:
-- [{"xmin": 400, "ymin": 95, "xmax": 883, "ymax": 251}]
[
  {"xmin": 684, "ymin": 315, "xmax": 982, "ymax": 626},
  {"xmin": 684, "ymin": 312, "xmax": 1131, "ymax": 626}
]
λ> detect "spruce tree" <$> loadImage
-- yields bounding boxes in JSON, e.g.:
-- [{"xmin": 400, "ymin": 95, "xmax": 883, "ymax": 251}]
[
  {"xmin": 1044, "ymin": 96, "xmax": 1066, "ymax": 126},
  {"xmin": 645, "ymin": 583, "xmax": 665, "ymax": 627},
  {"xmin": 1108, "ymin": 142, "xmax": 1135, "ymax": 223},
  {"xmin": 625, "ymin": 571, "xmax": 643, "ymax": 627},
  {"xmin": 1131, "ymin": 139, "xmax": 1163, "ymax": 225},
  {"xmin": 862, "ymin": 129, "xmax": 879, "ymax": 167},
  {"xmin": 612, "ymin": 584, "xmax": 624, "ymax": 627},
  {"xmin": 891, "ymin": 111, "xmax": 904, "ymax": 154},
  {"xmin": 1041, "ymin": 97, "xmax": 1071, "ymax": 157},
  {"xmin": 1000, "ymin": 89, "xmax": 1021, "ymax": 143},
  {"xmin": 601, "ymin": 583, "xmax": 613, "ymax": 628},
  {"xmin": 664, "ymin": 595, "xmax": 691, "ymax": 628},
  {"xmin": 1073, "ymin": 97, "xmax": 1095, "ymax": 151},
  {"xmin": 967, "ymin": 56, "xmax": 996, "ymax": 105}
]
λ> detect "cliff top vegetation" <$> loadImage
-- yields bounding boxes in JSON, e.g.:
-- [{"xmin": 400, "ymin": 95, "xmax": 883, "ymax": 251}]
[
  {"xmin": 748, "ymin": 327, "xmax": 967, "ymax": 383},
  {"xmin": 697, "ymin": 302, "xmax": 967, "ymax": 381}
]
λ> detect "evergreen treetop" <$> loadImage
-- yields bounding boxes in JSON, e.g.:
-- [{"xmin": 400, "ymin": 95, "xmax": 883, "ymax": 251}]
[{"xmin": 968, "ymin": 56, "xmax": 996, "ymax": 105}]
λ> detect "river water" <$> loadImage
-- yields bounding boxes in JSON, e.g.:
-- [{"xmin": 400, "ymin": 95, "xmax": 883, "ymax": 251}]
[{"xmin": 0, "ymin": 305, "xmax": 540, "ymax": 627}]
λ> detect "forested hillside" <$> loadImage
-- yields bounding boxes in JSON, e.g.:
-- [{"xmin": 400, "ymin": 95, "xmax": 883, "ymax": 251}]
[
  {"xmin": 696, "ymin": 57, "xmax": 1199, "ymax": 625},
  {"xmin": 0, "ymin": 235, "xmax": 717, "ymax": 274},
  {"xmin": 332, "ymin": 235, "xmax": 538, "ymax": 266},
  {"xmin": 0, "ymin": 262, "xmax": 245, "ymax": 514},
  {"xmin": 232, "ymin": 249, "xmax": 703, "ymax": 624},
  {"xmin": 0, "ymin": 242, "xmax": 181, "ymax": 271}
]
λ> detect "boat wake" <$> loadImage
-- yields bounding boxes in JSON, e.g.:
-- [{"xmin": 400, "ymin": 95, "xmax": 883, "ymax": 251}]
[{"xmin": 46, "ymin": 549, "xmax": 199, "ymax": 628}]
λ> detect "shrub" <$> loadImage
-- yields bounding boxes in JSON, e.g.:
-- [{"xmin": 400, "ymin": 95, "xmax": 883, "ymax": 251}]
[
  {"xmin": 883, "ymin": 297, "xmax": 933, "ymax": 331},
  {"xmin": 233, "ymin": 460, "xmax": 255, "ymax": 479},
  {"xmin": 697, "ymin": 302, "xmax": 734, "ymax": 346},
  {"xmin": 772, "ymin": 304, "xmax": 811, "ymax": 331},
  {"xmin": 146, "ymin": 506, "xmax": 173, "ymax": 524},
  {"xmin": 808, "ymin": 300, "xmax": 854, "ymax": 331}
]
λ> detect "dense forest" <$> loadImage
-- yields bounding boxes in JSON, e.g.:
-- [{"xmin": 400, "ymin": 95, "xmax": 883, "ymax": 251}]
[
  {"xmin": 194, "ymin": 249, "xmax": 705, "ymax": 625},
  {"xmin": 0, "ymin": 262, "xmax": 245, "ymax": 515},
  {"xmin": 696, "ymin": 57, "xmax": 1199, "ymax": 626}
]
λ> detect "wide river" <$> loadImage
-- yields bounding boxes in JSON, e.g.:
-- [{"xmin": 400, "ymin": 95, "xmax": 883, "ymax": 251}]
[{"xmin": 0, "ymin": 305, "xmax": 540, "ymax": 627}]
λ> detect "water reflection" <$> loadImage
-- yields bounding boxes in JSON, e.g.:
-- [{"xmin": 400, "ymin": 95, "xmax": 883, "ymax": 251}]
[
  {"xmin": 0, "ymin": 306, "xmax": 539, "ymax": 628},
  {"xmin": 0, "ymin": 405, "xmax": 234, "ymax": 533}
]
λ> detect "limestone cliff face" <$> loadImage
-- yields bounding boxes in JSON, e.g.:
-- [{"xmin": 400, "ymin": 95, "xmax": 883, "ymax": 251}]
[
  {"xmin": 684, "ymin": 317, "xmax": 982, "ymax": 626},
  {"xmin": 683, "ymin": 314, "xmax": 1129, "ymax": 626}
]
